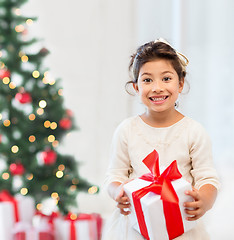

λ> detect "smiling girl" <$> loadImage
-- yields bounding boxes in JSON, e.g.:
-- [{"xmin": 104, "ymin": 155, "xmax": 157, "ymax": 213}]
[{"xmin": 102, "ymin": 39, "xmax": 220, "ymax": 240}]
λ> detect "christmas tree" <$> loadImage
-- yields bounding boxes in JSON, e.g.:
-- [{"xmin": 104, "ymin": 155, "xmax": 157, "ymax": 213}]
[{"xmin": 0, "ymin": 0, "xmax": 98, "ymax": 215}]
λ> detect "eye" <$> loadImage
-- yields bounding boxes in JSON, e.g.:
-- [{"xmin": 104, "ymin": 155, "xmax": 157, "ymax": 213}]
[
  {"xmin": 163, "ymin": 77, "xmax": 171, "ymax": 81},
  {"xmin": 143, "ymin": 78, "xmax": 152, "ymax": 83}
]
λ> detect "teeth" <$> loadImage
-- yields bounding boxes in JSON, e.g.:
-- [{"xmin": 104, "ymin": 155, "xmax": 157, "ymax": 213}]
[{"xmin": 151, "ymin": 96, "xmax": 166, "ymax": 101}]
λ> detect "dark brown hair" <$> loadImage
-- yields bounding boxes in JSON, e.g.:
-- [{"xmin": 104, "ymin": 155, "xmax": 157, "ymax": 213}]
[{"xmin": 126, "ymin": 40, "xmax": 187, "ymax": 92}]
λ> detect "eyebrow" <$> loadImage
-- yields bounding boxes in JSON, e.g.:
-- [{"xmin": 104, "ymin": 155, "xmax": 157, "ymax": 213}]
[
  {"xmin": 161, "ymin": 71, "xmax": 174, "ymax": 75},
  {"xmin": 139, "ymin": 72, "xmax": 153, "ymax": 77},
  {"xmin": 140, "ymin": 71, "xmax": 174, "ymax": 77}
]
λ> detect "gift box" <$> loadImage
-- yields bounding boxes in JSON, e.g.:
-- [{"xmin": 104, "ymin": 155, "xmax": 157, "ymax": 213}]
[
  {"xmin": 15, "ymin": 193, "xmax": 35, "ymax": 223},
  {"xmin": 34, "ymin": 211, "xmax": 59, "ymax": 231},
  {"xmin": 12, "ymin": 222, "xmax": 34, "ymax": 240},
  {"xmin": 13, "ymin": 220, "xmax": 54, "ymax": 240},
  {"xmin": 0, "ymin": 199, "xmax": 15, "ymax": 240},
  {"xmin": 33, "ymin": 211, "xmax": 58, "ymax": 240},
  {"xmin": 54, "ymin": 213, "xmax": 99, "ymax": 240},
  {"xmin": 34, "ymin": 220, "xmax": 55, "ymax": 240},
  {"xmin": 0, "ymin": 190, "xmax": 35, "ymax": 240},
  {"xmin": 123, "ymin": 150, "xmax": 196, "ymax": 240}
]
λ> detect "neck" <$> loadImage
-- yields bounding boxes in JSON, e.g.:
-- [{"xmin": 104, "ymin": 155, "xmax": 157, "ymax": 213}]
[{"xmin": 141, "ymin": 109, "xmax": 184, "ymax": 128}]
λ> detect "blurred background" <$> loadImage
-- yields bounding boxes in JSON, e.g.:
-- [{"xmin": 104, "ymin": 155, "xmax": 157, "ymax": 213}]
[{"xmin": 19, "ymin": 0, "xmax": 233, "ymax": 239}]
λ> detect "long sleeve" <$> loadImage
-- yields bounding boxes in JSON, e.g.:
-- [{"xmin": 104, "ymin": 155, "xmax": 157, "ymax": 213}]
[
  {"xmin": 189, "ymin": 121, "xmax": 220, "ymax": 190},
  {"xmin": 104, "ymin": 119, "xmax": 132, "ymax": 188}
]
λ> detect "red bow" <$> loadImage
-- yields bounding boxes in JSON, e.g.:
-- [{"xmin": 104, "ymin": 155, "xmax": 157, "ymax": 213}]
[
  {"xmin": 36, "ymin": 210, "xmax": 59, "ymax": 231},
  {"xmin": 0, "ymin": 190, "xmax": 19, "ymax": 222},
  {"xmin": 132, "ymin": 150, "xmax": 184, "ymax": 240},
  {"xmin": 65, "ymin": 213, "xmax": 99, "ymax": 240}
]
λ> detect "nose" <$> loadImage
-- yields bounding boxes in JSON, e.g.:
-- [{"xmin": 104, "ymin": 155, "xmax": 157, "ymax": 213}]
[{"xmin": 152, "ymin": 80, "xmax": 163, "ymax": 93}]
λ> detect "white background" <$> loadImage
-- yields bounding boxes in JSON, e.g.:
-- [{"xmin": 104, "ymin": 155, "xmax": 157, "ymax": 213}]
[{"xmin": 22, "ymin": 0, "xmax": 234, "ymax": 238}]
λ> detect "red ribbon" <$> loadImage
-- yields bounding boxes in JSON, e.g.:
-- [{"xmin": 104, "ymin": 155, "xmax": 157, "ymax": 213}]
[
  {"xmin": 132, "ymin": 150, "xmax": 184, "ymax": 240},
  {"xmin": 36, "ymin": 210, "xmax": 59, "ymax": 231},
  {"xmin": 65, "ymin": 213, "xmax": 98, "ymax": 240},
  {"xmin": 0, "ymin": 190, "xmax": 19, "ymax": 222},
  {"xmin": 65, "ymin": 213, "xmax": 77, "ymax": 240}
]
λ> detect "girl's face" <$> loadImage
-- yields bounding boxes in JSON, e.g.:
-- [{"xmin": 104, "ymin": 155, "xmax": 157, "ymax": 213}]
[{"xmin": 133, "ymin": 59, "xmax": 184, "ymax": 115}]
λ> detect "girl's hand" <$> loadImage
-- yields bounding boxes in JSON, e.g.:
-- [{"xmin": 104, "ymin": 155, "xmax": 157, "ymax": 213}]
[
  {"xmin": 114, "ymin": 181, "xmax": 132, "ymax": 216},
  {"xmin": 183, "ymin": 184, "xmax": 217, "ymax": 221}
]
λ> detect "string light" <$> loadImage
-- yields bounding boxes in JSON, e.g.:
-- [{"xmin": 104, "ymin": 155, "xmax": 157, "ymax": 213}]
[
  {"xmin": 51, "ymin": 192, "xmax": 58, "ymax": 199},
  {"xmin": 14, "ymin": 8, "xmax": 21, "ymax": 16},
  {"xmin": 18, "ymin": 51, "xmax": 24, "ymax": 57},
  {"xmin": 32, "ymin": 70, "xmax": 40, "ymax": 78},
  {"xmin": 21, "ymin": 55, "xmax": 28, "ymax": 62},
  {"xmin": 37, "ymin": 108, "xmax": 44, "ymax": 115},
  {"xmin": 44, "ymin": 120, "xmax": 50, "ymax": 128},
  {"xmin": 29, "ymin": 114, "xmax": 36, "ymax": 121},
  {"xmin": 39, "ymin": 100, "xmax": 47, "ymax": 108},
  {"xmin": 36, "ymin": 203, "xmax": 43, "ymax": 211},
  {"xmin": 50, "ymin": 122, "xmax": 57, "ymax": 130},
  {"xmin": 58, "ymin": 89, "xmax": 63, "ymax": 96},
  {"xmin": 20, "ymin": 188, "xmax": 28, "ymax": 195},
  {"xmin": 56, "ymin": 170, "xmax": 63, "ymax": 178},
  {"xmin": 42, "ymin": 77, "xmax": 49, "ymax": 84},
  {"xmin": 52, "ymin": 140, "xmax": 59, "ymax": 147},
  {"xmin": 69, "ymin": 185, "xmax": 76, "ymax": 191},
  {"xmin": 11, "ymin": 145, "xmax": 19, "ymax": 153},
  {"xmin": 48, "ymin": 135, "xmax": 55, "ymax": 142},
  {"xmin": 3, "ymin": 120, "xmax": 11, "ymax": 127},
  {"xmin": 2, "ymin": 172, "xmax": 10, "ymax": 180},
  {"xmin": 41, "ymin": 185, "xmax": 48, "ymax": 191},
  {"xmin": 9, "ymin": 82, "xmax": 16, "ymax": 89},
  {"xmin": 27, "ymin": 174, "xmax": 33, "ymax": 180},
  {"xmin": 2, "ymin": 77, "xmax": 10, "ymax": 84},
  {"xmin": 15, "ymin": 25, "xmax": 24, "ymax": 33},
  {"xmin": 72, "ymin": 178, "xmax": 79, "ymax": 185},
  {"xmin": 28, "ymin": 135, "xmax": 36, "ymax": 142},
  {"xmin": 88, "ymin": 186, "xmax": 98, "ymax": 194},
  {"xmin": 26, "ymin": 19, "xmax": 33, "ymax": 25},
  {"xmin": 49, "ymin": 79, "xmax": 56, "ymax": 85},
  {"xmin": 58, "ymin": 164, "xmax": 65, "ymax": 171},
  {"xmin": 70, "ymin": 214, "xmax": 77, "ymax": 220}
]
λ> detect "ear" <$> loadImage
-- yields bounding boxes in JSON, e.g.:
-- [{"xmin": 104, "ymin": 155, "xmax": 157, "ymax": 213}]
[
  {"xmin": 133, "ymin": 83, "xmax": 139, "ymax": 92},
  {"xmin": 178, "ymin": 78, "xmax": 184, "ymax": 93}
]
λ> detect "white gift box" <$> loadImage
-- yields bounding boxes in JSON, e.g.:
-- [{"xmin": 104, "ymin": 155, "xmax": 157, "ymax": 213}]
[
  {"xmin": 0, "ymin": 192, "xmax": 35, "ymax": 240},
  {"xmin": 12, "ymin": 222, "xmax": 34, "ymax": 240},
  {"xmin": 0, "ymin": 201, "xmax": 15, "ymax": 240},
  {"xmin": 15, "ymin": 194, "xmax": 35, "ymax": 223},
  {"xmin": 54, "ymin": 216, "xmax": 98, "ymax": 240},
  {"xmin": 12, "ymin": 221, "xmax": 54, "ymax": 240},
  {"xmin": 124, "ymin": 176, "xmax": 196, "ymax": 240}
]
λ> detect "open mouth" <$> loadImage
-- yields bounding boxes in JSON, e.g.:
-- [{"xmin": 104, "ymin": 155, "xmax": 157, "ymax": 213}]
[{"xmin": 149, "ymin": 96, "xmax": 168, "ymax": 101}]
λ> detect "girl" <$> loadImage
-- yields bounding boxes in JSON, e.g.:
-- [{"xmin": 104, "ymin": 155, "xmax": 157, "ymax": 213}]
[{"xmin": 102, "ymin": 39, "xmax": 220, "ymax": 240}]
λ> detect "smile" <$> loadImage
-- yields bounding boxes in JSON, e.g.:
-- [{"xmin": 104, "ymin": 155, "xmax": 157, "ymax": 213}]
[{"xmin": 149, "ymin": 96, "xmax": 168, "ymax": 101}]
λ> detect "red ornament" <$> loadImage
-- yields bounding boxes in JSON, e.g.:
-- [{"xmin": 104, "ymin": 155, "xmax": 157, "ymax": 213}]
[
  {"xmin": 59, "ymin": 118, "xmax": 72, "ymax": 130},
  {"xmin": 9, "ymin": 163, "xmax": 25, "ymax": 176},
  {"xmin": 15, "ymin": 92, "xmax": 32, "ymax": 104},
  {"xmin": 39, "ymin": 47, "xmax": 49, "ymax": 56},
  {"xmin": 41, "ymin": 149, "xmax": 57, "ymax": 165},
  {"xmin": 0, "ymin": 69, "xmax": 11, "ymax": 79}
]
